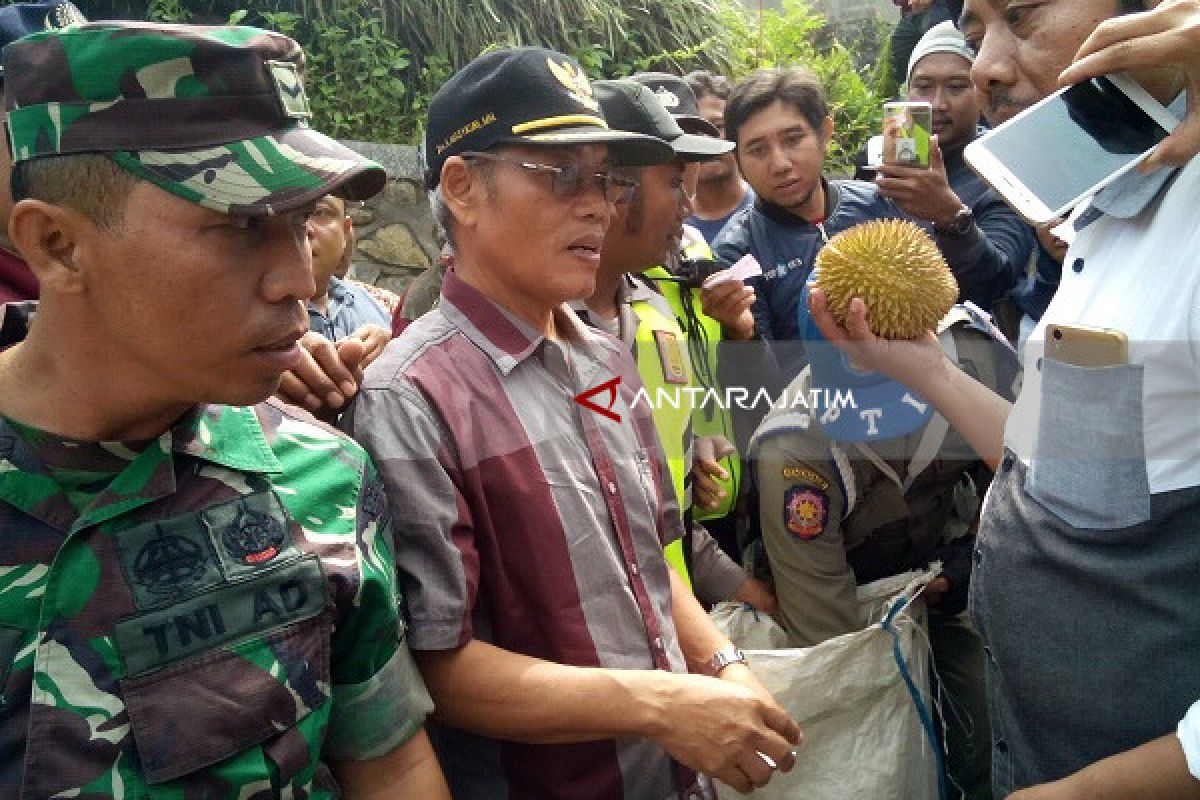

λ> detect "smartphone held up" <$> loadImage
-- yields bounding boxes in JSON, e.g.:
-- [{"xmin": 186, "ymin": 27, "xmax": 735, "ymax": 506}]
[
  {"xmin": 964, "ymin": 73, "xmax": 1179, "ymax": 225},
  {"xmin": 882, "ymin": 101, "xmax": 932, "ymax": 168}
]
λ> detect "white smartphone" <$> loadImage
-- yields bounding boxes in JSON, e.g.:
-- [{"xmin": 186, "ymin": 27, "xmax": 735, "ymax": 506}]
[{"xmin": 964, "ymin": 73, "xmax": 1179, "ymax": 225}]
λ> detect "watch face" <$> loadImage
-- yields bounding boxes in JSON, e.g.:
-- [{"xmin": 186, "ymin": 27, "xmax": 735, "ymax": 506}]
[{"xmin": 938, "ymin": 207, "xmax": 973, "ymax": 236}]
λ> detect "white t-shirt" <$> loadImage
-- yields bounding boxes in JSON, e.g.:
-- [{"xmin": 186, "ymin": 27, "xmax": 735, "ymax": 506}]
[{"xmin": 1006, "ymin": 156, "xmax": 1200, "ymax": 494}]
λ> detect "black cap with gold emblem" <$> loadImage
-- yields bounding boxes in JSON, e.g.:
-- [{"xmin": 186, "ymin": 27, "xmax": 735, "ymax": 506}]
[
  {"xmin": 424, "ymin": 46, "xmax": 674, "ymax": 188},
  {"xmin": 631, "ymin": 71, "xmax": 720, "ymax": 137}
]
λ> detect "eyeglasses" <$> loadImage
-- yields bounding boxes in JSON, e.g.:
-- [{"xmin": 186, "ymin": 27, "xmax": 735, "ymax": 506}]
[{"xmin": 461, "ymin": 150, "xmax": 639, "ymax": 204}]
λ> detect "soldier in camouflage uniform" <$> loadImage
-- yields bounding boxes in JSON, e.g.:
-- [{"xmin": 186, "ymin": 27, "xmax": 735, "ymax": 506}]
[{"xmin": 0, "ymin": 22, "xmax": 449, "ymax": 798}]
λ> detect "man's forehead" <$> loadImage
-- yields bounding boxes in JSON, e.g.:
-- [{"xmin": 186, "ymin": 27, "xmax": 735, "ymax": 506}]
[
  {"xmin": 500, "ymin": 142, "xmax": 611, "ymax": 163},
  {"xmin": 742, "ymin": 105, "xmax": 819, "ymax": 139},
  {"xmin": 911, "ymin": 53, "xmax": 974, "ymax": 79},
  {"xmin": 960, "ymin": 0, "xmax": 1007, "ymax": 28}
]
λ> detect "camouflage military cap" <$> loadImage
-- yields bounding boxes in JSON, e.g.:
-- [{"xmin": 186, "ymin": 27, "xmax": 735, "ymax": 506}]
[{"xmin": 2, "ymin": 21, "xmax": 386, "ymax": 214}]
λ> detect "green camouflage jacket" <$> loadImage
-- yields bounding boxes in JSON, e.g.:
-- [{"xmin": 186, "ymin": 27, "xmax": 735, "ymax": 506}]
[{"xmin": 0, "ymin": 397, "xmax": 432, "ymax": 798}]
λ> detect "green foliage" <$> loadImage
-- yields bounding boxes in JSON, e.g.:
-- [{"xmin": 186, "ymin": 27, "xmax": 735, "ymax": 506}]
[
  {"xmin": 143, "ymin": 0, "xmax": 191, "ymax": 22},
  {"xmin": 78, "ymin": 0, "xmax": 885, "ymax": 163},
  {"xmin": 294, "ymin": 4, "xmax": 412, "ymax": 141},
  {"xmin": 872, "ymin": 33, "xmax": 901, "ymax": 101},
  {"xmin": 720, "ymin": 0, "xmax": 884, "ymax": 175}
]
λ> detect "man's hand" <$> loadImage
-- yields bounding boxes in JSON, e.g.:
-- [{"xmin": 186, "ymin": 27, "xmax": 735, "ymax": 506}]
[
  {"xmin": 275, "ymin": 331, "xmax": 366, "ymax": 420},
  {"xmin": 646, "ymin": 670, "xmax": 801, "ymax": 794},
  {"xmin": 733, "ymin": 577, "xmax": 779, "ymax": 616},
  {"xmin": 921, "ymin": 576, "xmax": 951, "ymax": 607},
  {"xmin": 807, "ymin": 288, "xmax": 948, "ymax": 394},
  {"xmin": 1005, "ymin": 730, "xmax": 1200, "ymax": 800},
  {"xmin": 1060, "ymin": 0, "xmax": 1200, "ymax": 168},
  {"xmin": 342, "ymin": 323, "xmax": 391, "ymax": 368},
  {"xmin": 701, "ymin": 281, "xmax": 756, "ymax": 340},
  {"xmin": 875, "ymin": 137, "xmax": 965, "ymax": 227},
  {"xmin": 693, "ymin": 434, "xmax": 736, "ymax": 512},
  {"xmin": 1035, "ymin": 218, "xmax": 1069, "ymax": 265},
  {"xmin": 909, "ymin": 0, "xmax": 934, "ymax": 12}
]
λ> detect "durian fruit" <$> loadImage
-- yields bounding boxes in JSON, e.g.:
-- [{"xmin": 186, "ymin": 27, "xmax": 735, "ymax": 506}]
[{"xmin": 815, "ymin": 218, "xmax": 958, "ymax": 339}]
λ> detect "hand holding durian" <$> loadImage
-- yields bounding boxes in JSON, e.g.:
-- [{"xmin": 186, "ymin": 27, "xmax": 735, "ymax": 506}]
[{"xmin": 807, "ymin": 219, "xmax": 957, "ymax": 389}]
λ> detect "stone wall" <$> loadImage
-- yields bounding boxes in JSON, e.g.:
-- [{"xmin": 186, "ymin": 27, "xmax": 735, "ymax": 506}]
[{"xmin": 340, "ymin": 140, "xmax": 440, "ymax": 297}]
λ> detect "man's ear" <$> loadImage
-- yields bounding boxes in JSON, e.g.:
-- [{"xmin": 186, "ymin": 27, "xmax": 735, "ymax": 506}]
[
  {"xmin": 439, "ymin": 156, "xmax": 486, "ymax": 231},
  {"xmin": 820, "ymin": 115, "xmax": 835, "ymax": 148},
  {"xmin": 336, "ymin": 216, "xmax": 356, "ymax": 278},
  {"xmin": 8, "ymin": 199, "xmax": 91, "ymax": 295}
]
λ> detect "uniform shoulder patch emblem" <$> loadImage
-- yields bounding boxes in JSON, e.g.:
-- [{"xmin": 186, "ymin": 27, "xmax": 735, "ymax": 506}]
[
  {"xmin": 223, "ymin": 508, "xmax": 285, "ymax": 565},
  {"xmin": 783, "ymin": 485, "xmax": 828, "ymax": 540},
  {"xmin": 133, "ymin": 524, "xmax": 210, "ymax": 600}
]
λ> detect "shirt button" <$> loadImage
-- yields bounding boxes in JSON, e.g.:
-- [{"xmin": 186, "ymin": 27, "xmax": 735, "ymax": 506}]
[
  {"xmin": 1072, "ymin": 257, "xmax": 1084, "ymax": 274},
  {"xmin": 630, "ymin": 563, "xmax": 640, "ymax": 577},
  {"xmin": 995, "ymin": 738, "xmax": 1009, "ymax": 754},
  {"xmin": 653, "ymin": 636, "xmax": 664, "ymax": 650},
  {"xmin": 607, "ymin": 480, "xmax": 618, "ymax": 495},
  {"xmin": 974, "ymin": 548, "xmax": 983, "ymax": 566}
]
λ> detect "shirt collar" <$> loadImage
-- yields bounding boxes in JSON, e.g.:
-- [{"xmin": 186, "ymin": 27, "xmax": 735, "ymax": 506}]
[
  {"xmin": 326, "ymin": 276, "xmax": 352, "ymax": 305},
  {"xmin": 0, "ymin": 403, "xmax": 279, "ymax": 533},
  {"xmin": 754, "ymin": 177, "xmax": 839, "ymax": 227},
  {"xmin": 170, "ymin": 404, "xmax": 282, "ymax": 474},
  {"xmin": 439, "ymin": 266, "xmax": 622, "ymax": 375},
  {"xmin": 1084, "ymin": 92, "xmax": 1187, "ymax": 224},
  {"xmin": 0, "ymin": 404, "xmax": 281, "ymax": 477}
]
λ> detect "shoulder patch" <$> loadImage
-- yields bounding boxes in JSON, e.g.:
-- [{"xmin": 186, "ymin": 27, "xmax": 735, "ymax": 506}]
[{"xmin": 783, "ymin": 485, "xmax": 829, "ymax": 540}]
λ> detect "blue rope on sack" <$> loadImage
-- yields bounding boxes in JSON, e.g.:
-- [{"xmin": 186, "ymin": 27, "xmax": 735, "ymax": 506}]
[{"xmin": 882, "ymin": 595, "xmax": 948, "ymax": 800}]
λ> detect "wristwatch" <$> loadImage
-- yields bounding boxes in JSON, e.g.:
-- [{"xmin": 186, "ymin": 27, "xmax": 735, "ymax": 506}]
[
  {"xmin": 933, "ymin": 205, "xmax": 974, "ymax": 238},
  {"xmin": 704, "ymin": 646, "xmax": 747, "ymax": 677}
]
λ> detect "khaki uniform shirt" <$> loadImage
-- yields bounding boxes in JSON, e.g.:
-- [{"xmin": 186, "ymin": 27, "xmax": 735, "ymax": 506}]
[{"xmin": 750, "ymin": 315, "xmax": 1019, "ymax": 646}]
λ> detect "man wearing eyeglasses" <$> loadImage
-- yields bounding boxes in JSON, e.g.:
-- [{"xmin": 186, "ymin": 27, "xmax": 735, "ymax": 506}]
[{"xmin": 342, "ymin": 47, "xmax": 802, "ymax": 799}]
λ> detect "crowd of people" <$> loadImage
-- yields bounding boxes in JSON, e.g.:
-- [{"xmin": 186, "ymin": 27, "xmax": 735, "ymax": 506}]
[{"xmin": 0, "ymin": 0, "xmax": 1198, "ymax": 798}]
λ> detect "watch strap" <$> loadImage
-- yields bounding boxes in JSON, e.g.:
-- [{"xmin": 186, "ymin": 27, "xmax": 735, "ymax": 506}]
[
  {"xmin": 934, "ymin": 205, "xmax": 974, "ymax": 237},
  {"xmin": 704, "ymin": 645, "xmax": 747, "ymax": 677}
]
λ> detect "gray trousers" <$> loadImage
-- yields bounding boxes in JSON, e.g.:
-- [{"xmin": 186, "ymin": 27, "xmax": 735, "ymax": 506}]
[{"xmin": 971, "ymin": 451, "xmax": 1200, "ymax": 795}]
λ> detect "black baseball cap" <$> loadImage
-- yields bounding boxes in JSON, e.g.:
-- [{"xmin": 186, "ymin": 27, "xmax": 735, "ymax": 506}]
[
  {"xmin": 593, "ymin": 79, "xmax": 733, "ymax": 162},
  {"xmin": 424, "ymin": 47, "xmax": 674, "ymax": 188},
  {"xmin": 631, "ymin": 72, "xmax": 720, "ymax": 137},
  {"xmin": 0, "ymin": 1, "xmax": 85, "ymax": 78}
]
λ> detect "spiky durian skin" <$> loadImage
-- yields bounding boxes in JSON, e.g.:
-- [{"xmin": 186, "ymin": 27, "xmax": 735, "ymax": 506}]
[{"xmin": 815, "ymin": 218, "xmax": 959, "ymax": 339}]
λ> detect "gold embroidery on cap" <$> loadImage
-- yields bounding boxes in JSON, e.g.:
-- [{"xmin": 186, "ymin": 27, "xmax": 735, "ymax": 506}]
[
  {"xmin": 436, "ymin": 111, "xmax": 498, "ymax": 155},
  {"xmin": 547, "ymin": 58, "xmax": 600, "ymax": 112}
]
